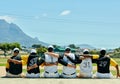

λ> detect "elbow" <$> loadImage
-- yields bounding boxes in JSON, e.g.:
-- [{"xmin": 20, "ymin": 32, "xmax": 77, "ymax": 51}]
[{"xmin": 115, "ymin": 64, "xmax": 119, "ymax": 69}]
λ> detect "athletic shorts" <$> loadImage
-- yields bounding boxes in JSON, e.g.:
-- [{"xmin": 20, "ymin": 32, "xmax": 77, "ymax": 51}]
[
  {"xmin": 26, "ymin": 73, "xmax": 40, "ymax": 78},
  {"xmin": 95, "ymin": 72, "xmax": 113, "ymax": 78},
  {"xmin": 6, "ymin": 72, "xmax": 23, "ymax": 78},
  {"xmin": 44, "ymin": 71, "xmax": 59, "ymax": 78},
  {"xmin": 61, "ymin": 72, "xmax": 76, "ymax": 78}
]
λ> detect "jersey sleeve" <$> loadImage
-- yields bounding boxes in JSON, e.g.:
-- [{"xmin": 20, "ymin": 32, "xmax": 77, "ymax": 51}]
[
  {"xmin": 67, "ymin": 54, "xmax": 81, "ymax": 64},
  {"xmin": 37, "ymin": 56, "xmax": 45, "ymax": 66},
  {"xmin": 110, "ymin": 58, "xmax": 118, "ymax": 66},
  {"xmin": 58, "ymin": 55, "xmax": 68, "ymax": 66},
  {"xmin": 6, "ymin": 61, "xmax": 9, "ymax": 69},
  {"xmin": 92, "ymin": 55, "xmax": 99, "ymax": 59},
  {"xmin": 21, "ymin": 55, "xmax": 29, "ymax": 65},
  {"xmin": 6, "ymin": 61, "xmax": 9, "ymax": 72}
]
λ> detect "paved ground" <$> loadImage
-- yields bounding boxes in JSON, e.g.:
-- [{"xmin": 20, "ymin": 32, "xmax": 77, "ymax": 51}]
[
  {"xmin": 0, "ymin": 78, "xmax": 120, "ymax": 84},
  {"xmin": 0, "ymin": 66, "xmax": 5, "ymax": 77}
]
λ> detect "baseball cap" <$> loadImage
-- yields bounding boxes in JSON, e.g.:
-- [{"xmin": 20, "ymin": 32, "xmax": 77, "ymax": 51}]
[
  {"xmin": 13, "ymin": 48, "xmax": 19, "ymax": 53},
  {"xmin": 83, "ymin": 49, "xmax": 89, "ymax": 54},
  {"xmin": 48, "ymin": 45, "xmax": 54, "ymax": 49},
  {"xmin": 65, "ymin": 47, "xmax": 71, "ymax": 51},
  {"xmin": 100, "ymin": 48, "xmax": 106, "ymax": 55},
  {"xmin": 100, "ymin": 48, "xmax": 106, "ymax": 51},
  {"xmin": 30, "ymin": 49, "xmax": 37, "ymax": 54}
]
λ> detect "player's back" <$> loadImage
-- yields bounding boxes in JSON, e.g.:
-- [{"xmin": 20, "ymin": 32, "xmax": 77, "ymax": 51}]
[{"xmin": 80, "ymin": 58, "xmax": 93, "ymax": 73}]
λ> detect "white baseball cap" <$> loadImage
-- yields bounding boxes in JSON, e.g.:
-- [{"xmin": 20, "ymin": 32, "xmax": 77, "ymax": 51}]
[
  {"xmin": 100, "ymin": 48, "xmax": 106, "ymax": 51},
  {"xmin": 13, "ymin": 48, "xmax": 19, "ymax": 52},
  {"xmin": 65, "ymin": 47, "xmax": 70, "ymax": 49},
  {"xmin": 83, "ymin": 49, "xmax": 89, "ymax": 54},
  {"xmin": 48, "ymin": 45, "xmax": 54, "ymax": 49},
  {"xmin": 13, "ymin": 48, "xmax": 20, "ymax": 53},
  {"xmin": 30, "ymin": 49, "xmax": 37, "ymax": 53},
  {"xmin": 65, "ymin": 47, "xmax": 71, "ymax": 51},
  {"xmin": 83, "ymin": 49, "xmax": 89, "ymax": 52}
]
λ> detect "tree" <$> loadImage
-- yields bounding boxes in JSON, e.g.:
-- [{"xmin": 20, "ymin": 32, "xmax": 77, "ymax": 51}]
[
  {"xmin": 0, "ymin": 42, "xmax": 21, "ymax": 56},
  {"xmin": 37, "ymin": 47, "xmax": 47, "ymax": 57},
  {"xmin": 90, "ymin": 49, "xmax": 99, "ymax": 54},
  {"xmin": 32, "ymin": 44, "xmax": 42, "ymax": 48},
  {"xmin": 9, "ymin": 42, "xmax": 21, "ymax": 50},
  {"xmin": 52, "ymin": 44, "xmax": 60, "ymax": 48},
  {"xmin": 68, "ymin": 44, "xmax": 76, "ymax": 49}
]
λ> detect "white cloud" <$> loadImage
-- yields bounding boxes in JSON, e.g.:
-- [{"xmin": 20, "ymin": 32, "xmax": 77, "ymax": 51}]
[
  {"xmin": 60, "ymin": 10, "xmax": 71, "ymax": 16},
  {"xmin": 0, "ymin": 15, "xmax": 15, "ymax": 23}
]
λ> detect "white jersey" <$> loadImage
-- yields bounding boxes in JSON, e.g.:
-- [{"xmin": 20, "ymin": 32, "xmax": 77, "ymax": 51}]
[
  {"xmin": 80, "ymin": 58, "xmax": 92, "ymax": 73},
  {"xmin": 44, "ymin": 54, "xmax": 58, "ymax": 73},
  {"xmin": 62, "ymin": 53, "xmax": 76, "ymax": 74}
]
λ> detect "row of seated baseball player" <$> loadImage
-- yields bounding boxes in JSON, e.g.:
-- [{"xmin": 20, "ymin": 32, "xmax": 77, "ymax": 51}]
[{"xmin": 5, "ymin": 46, "xmax": 120, "ymax": 78}]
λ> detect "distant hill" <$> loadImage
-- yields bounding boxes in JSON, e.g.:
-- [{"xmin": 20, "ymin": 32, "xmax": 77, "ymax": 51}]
[
  {"xmin": 0, "ymin": 19, "xmax": 49, "ymax": 47},
  {"xmin": 77, "ymin": 44, "xmax": 96, "ymax": 49}
]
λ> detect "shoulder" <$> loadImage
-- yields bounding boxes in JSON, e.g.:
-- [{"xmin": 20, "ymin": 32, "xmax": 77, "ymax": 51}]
[
  {"xmin": 69, "ymin": 53, "xmax": 75, "ymax": 56},
  {"xmin": 59, "ymin": 53, "xmax": 64, "ymax": 58},
  {"xmin": 16, "ymin": 55, "xmax": 22, "ymax": 60}
]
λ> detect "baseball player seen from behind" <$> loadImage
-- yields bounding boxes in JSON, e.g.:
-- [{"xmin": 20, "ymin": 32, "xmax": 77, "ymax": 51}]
[
  {"xmin": 37, "ymin": 45, "xmax": 75, "ymax": 78},
  {"xmin": 93, "ymin": 48, "xmax": 120, "ymax": 78},
  {"xmin": 61, "ymin": 47, "xmax": 77, "ymax": 78},
  {"xmin": 26, "ymin": 49, "xmax": 44, "ymax": 78},
  {"xmin": 6, "ymin": 48, "xmax": 26, "ymax": 77},
  {"xmin": 65, "ymin": 49, "xmax": 99, "ymax": 78}
]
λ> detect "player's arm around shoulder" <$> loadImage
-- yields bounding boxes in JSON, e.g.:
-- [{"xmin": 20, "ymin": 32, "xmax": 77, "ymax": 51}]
[
  {"xmin": 110, "ymin": 58, "xmax": 120, "ymax": 78},
  {"xmin": 6, "ymin": 60, "xmax": 10, "ymax": 72},
  {"xmin": 92, "ymin": 55, "xmax": 99, "ymax": 59},
  {"xmin": 45, "ymin": 52, "xmax": 59, "ymax": 58}
]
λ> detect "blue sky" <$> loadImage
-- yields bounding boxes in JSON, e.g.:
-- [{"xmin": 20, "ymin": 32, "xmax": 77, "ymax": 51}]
[{"xmin": 0, "ymin": 0, "xmax": 120, "ymax": 49}]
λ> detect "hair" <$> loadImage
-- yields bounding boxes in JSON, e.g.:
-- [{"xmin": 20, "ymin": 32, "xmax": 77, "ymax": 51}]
[
  {"xmin": 48, "ymin": 48, "xmax": 53, "ymax": 52},
  {"xmin": 14, "ymin": 50, "xmax": 19, "ymax": 53},
  {"xmin": 100, "ymin": 50, "xmax": 106, "ymax": 56},
  {"xmin": 65, "ymin": 48, "xmax": 71, "ymax": 52},
  {"xmin": 83, "ymin": 51, "xmax": 89, "ymax": 54}
]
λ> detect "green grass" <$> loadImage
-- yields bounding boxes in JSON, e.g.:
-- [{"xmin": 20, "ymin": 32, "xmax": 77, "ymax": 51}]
[
  {"xmin": 0, "ymin": 63, "xmax": 6, "ymax": 66},
  {"xmin": 0, "ymin": 57, "xmax": 7, "ymax": 63},
  {"xmin": 112, "ymin": 58, "xmax": 120, "ymax": 65}
]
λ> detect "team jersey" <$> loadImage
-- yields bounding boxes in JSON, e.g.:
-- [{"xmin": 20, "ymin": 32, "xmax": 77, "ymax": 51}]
[
  {"xmin": 79, "ymin": 55, "xmax": 100, "ymax": 73},
  {"xmin": 97, "ymin": 56, "xmax": 110, "ymax": 73},
  {"xmin": 44, "ymin": 53, "xmax": 58, "ymax": 72},
  {"xmin": 94, "ymin": 56, "xmax": 118, "ymax": 73},
  {"xmin": 6, "ymin": 56, "xmax": 22, "ymax": 75},
  {"xmin": 80, "ymin": 58, "xmax": 92, "ymax": 73},
  {"xmin": 27, "ymin": 55, "xmax": 41, "ymax": 74},
  {"xmin": 6, "ymin": 55, "xmax": 28, "ymax": 74},
  {"xmin": 62, "ymin": 53, "xmax": 76, "ymax": 74}
]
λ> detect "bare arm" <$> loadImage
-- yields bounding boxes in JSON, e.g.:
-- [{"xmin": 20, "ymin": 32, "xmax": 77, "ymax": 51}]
[
  {"xmin": 27, "ymin": 64, "xmax": 38, "ymax": 71},
  {"xmin": 7, "ymin": 59, "xmax": 22, "ymax": 64},
  {"xmin": 110, "ymin": 58, "xmax": 120, "ymax": 78},
  {"xmin": 67, "ymin": 64, "xmax": 76, "ymax": 68},
  {"xmin": 115, "ymin": 65, "xmax": 120, "ymax": 78},
  {"xmin": 45, "ymin": 52, "xmax": 59, "ymax": 58},
  {"xmin": 64, "ymin": 53, "xmax": 82, "ymax": 64}
]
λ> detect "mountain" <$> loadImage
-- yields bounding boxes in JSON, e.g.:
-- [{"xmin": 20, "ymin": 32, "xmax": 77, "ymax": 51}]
[
  {"xmin": 0, "ymin": 19, "xmax": 49, "ymax": 47},
  {"xmin": 77, "ymin": 44, "xmax": 96, "ymax": 49}
]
